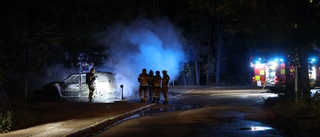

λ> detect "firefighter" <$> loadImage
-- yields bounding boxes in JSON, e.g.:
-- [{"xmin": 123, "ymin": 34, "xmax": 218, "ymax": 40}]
[
  {"xmin": 153, "ymin": 70, "xmax": 162, "ymax": 103},
  {"xmin": 162, "ymin": 70, "xmax": 170, "ymax": 104},
  {"xmin": 148, "ymin": 70, "xmax": 154, "ymax": 101},
  {"xmin": 138, "ymin": 68, "xmax": 149, "ymax": 102},
  {"xmin": 86, "ymin": 68, "xmax": 97, "ymax": 102}
]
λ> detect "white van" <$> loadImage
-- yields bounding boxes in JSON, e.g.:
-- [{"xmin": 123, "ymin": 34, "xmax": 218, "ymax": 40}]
[{"xmin": 42, "ymin": 72, "xmax": 118, "ymax": 101}]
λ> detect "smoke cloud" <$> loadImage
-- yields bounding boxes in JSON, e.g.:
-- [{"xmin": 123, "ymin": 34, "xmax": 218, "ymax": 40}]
[{"xmin": 98, "ymin": 17, "xmax": 187, "ymax": 98}]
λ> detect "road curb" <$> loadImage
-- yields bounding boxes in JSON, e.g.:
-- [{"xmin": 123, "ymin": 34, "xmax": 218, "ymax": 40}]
[{"xmin": 66, "ymin": 103, "xmax": 157, "ymax": 137}]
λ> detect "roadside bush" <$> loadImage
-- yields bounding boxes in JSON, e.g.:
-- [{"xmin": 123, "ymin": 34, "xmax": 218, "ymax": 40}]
[
  {"xmin": 0, "ymin": 110, "xmax": 12, "ymax": 133},
  {"xmin": 10, "ymin": 109, "xmax": 37, "ymax": 131},
  {"xmin": 265, "ymin": 93, "xmax": 320, "ymax": 131}
]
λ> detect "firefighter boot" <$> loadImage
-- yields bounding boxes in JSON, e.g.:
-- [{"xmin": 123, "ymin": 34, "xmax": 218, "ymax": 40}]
[
  {"xmin": 89, "ymin": 91, "xmax": 94, "ymax": 102},
  {"xmin": 163, "ymin": 97, "xmax": 168, "ymax": 104}
]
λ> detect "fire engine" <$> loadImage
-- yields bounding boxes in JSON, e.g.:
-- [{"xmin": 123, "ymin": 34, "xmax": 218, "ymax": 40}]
[
  {"xmin": 251, "ymin": 58, "xmax": 286, "ymax": 88},
  {"xmin": 250, "ymin": 57, "xmax": 320, "ymax": 89}
]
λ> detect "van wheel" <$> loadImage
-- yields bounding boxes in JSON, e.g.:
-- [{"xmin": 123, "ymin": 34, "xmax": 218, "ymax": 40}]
[{"xmin": 45, "ymin": 87, "xmax": 61, "ymax": 99}]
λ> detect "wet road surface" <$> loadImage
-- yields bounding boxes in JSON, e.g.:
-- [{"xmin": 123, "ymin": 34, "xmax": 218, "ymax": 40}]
[{"xmin": 90, "ymin": 88, "xmax": 289, "ymax": 137}]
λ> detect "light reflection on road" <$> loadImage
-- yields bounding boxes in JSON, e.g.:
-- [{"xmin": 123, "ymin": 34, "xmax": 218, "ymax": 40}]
[{"xmin": 249, "ymin": 126, "xmax": 273, "ymax": 131}]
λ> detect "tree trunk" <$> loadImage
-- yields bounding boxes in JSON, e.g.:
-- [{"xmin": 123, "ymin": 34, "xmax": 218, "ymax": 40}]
[
  {"xmin": 215, "ymin": 16, "xmax": 222, "ymax": 86},
  {"xmin": 207, "ymin": 16, "xmax": 213, "ymax": 86},
  {"xmin": 195, "ymin": 61, "xmax": 200, "ymax": 85},
  {"xmin": 0, "ymin": 88, "xmax": 12, "ymax": 111},
  {"xmin": 285, "ymin": 58, "xmax": 294, "ymax": 97},
  {"xmin": 299, "ymin": 46, "xmax": 311, "ymax": 100}
]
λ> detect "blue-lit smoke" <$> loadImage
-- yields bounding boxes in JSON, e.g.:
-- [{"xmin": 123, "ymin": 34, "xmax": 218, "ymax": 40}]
[{"xmin": 98, "ymin": 18, "xmax": 186, "ymax": 98}]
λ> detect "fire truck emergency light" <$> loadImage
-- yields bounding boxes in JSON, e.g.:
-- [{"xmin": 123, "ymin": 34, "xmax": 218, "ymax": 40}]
[{"xmin": 310, "ymin": 58, "xmax": 316, "ymax": 63}]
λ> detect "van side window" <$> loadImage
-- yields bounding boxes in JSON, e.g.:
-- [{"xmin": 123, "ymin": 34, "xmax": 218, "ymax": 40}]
[{"xmin": 66, "ymin": 75, "xmax": 80, "ymax": 84}]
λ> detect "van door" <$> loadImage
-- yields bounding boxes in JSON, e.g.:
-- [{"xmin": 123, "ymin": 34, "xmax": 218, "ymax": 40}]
[
  {"xmin": 79, "ymin": 74, "xmax": 89, "ymax": 97},
  {"xmin": 62, "ymin": 74, "xmax": 81, "ymax": 96}
]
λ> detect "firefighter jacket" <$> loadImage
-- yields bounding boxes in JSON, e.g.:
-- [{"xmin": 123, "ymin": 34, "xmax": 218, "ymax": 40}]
[
  {"xmin": 162, "ymin": 75, "xmax": 170, "ymax": 88},
  {"xmin": 86, "ymin": 73, "xmax": 96, "ymax": 85},
  {"xmin": 153, "ymin": 75, "xmax": 162, "ymax": 87},
  {"xmin": 148, "ymin": 76, "xmax": 154, "ymax": 86},
  {"xmin": 138, "ymin": 73, "xmax": 149, "ymax": 86}
]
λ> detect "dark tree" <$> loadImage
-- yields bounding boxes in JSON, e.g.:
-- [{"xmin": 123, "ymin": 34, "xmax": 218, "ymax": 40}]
[{"xmin": 189, "ymin": 0, "xmax": 320, "ymax": 99}]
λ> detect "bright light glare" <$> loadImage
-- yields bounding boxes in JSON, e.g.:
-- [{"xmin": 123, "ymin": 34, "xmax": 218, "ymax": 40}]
[
  {"xmin": 311, "ymin": 58, "xmax": 316, "ymax": 63},
  {"xmin": 268, "ymin": 61, "xmax": 278, "ymax": 67},
  {"xmin": 272, "ymin": 61, "xmax": 278, "ymax": 67},
  {"xmin": 274, "ymin": 58, "xmax": 283, "ymax": 62},
  {"xmin": 95, "ymin": 80, "xmax": 118, "ymax": 101},
  {"xmin": 255, "ymin": 63, "xmax": 265, "ymax": 69},
  {"xmin": 250, "ymin": 126, "xmax": 273, "ymax": 131}
]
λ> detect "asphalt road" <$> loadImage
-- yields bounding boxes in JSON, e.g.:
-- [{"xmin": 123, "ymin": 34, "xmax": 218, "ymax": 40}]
[{"xmin": 91, "ymin": 87, "xmax": 290, "ymax": 137}]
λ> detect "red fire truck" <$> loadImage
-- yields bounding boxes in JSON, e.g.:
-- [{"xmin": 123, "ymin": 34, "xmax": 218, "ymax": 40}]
[
  {"xmin": 251, "ymin": 57, "xmax": 320, "ymax": 89},
  {"xmin": 251, "ymin": 58, "xmax": 286, "ymax": 88}
]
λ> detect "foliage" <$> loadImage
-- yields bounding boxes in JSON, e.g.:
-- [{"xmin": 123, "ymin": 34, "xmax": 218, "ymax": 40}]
[
  {"xmin": 9, "ymin": 108, "xmax": 37, "ymax": 131},
  {"xmin": 265, "ymin": 92, "xmax": 320, "ymax": 131},
  {"xmin": 189, "ymin": 0, "xmax": 320, "ymax": 97},
  {"xmin": 188, "ymin": 0, "xmax": 298, "ymax": 48},
  {"xmin": 0, "ymin": 110, "xmax": 12, "ymax": 133},
  {"xmin": 0, "ymin": 0, "xmax": 117, "ymax": 85},
  {"xmin": 179, "ymin": 63, "xmax": 196, "ymax": 85}
]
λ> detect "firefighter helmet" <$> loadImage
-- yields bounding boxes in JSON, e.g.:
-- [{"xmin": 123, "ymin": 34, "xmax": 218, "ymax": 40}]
[
  {"xmin": 90, "ymin": 68, "xmax": 95, "ymax": 74},
  {"xmin": 149, "ymin": 70, "xmax": 154, "ymax": 76}
]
